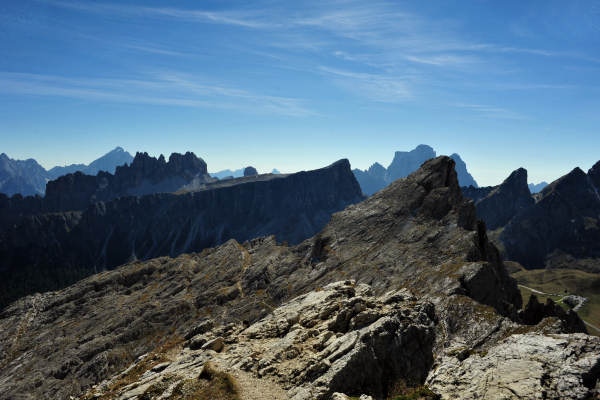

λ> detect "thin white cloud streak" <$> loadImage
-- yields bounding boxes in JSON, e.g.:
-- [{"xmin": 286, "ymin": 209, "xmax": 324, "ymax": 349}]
[
  {"xmin": 0, "ymin": 72, "xmax": 312, "ymax": 117},
  {"xmin": 43, "ymin": 0, "xmax": 273, "ymax": 28},
  {"xmin": 319, "ymin": 66, "xmax": 412, "ymax": 102},
  {"xmin": 452, "ymin": 103, "xmax": 527, "ymax": 120},
  {"xmin": 119, "ymin": 43, "xmax": 186, "ymax": 57}
]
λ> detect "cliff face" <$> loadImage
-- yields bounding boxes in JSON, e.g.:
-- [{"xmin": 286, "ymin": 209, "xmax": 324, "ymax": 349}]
[
  {"xmin": 0, "ymin": 159, "xmax": 363, "ymax": 307},
  {"xmin": 0, "ymin": 156, "xmax": 594, "ymax": 400}
]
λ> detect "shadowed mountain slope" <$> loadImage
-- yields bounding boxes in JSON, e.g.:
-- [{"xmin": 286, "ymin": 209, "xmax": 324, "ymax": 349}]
[{"xmin": 0, "ymin": 160, "xmax": 363, "ymax": 308}]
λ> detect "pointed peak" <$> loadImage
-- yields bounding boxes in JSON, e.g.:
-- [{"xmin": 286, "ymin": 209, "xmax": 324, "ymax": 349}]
[
  {"xmin": 408, "ymin": 155, "xmax": 457, "ymax": 187},
  {"xmin": 541, "ymin": 167, "xmax": 587, "ymax": 196},
  {"xmin": 503, "ymin": 168, "xmax": 528, "ymax": 184},
  {"xmin": 415, "ymin": 144, "xmax": 435, "ymax": 152}
]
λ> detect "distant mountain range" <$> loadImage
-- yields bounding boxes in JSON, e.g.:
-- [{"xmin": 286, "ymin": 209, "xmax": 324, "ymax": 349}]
[
  {"xmin": 352, "ymin": 144, "xmax": 478, "ymax": 195},
  {"xmin": 0, "ymin": 147, "xmax": 134, "ymax": 196},
  {"xmin": 210, "ymin": 167, "xmax": 280, "ymax": 179},
  {"xmin": 47, "ymin": 146, "xmax": 133, "ymax": 179},
  {"xmin": 528, "ymin": 181, "xmax": 548, "ymax": 193}
]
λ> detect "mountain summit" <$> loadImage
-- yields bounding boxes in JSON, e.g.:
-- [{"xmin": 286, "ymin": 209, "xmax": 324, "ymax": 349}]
[{"xmin": 353, "ymin": 144, "xmax": 478, "ymax": 195}]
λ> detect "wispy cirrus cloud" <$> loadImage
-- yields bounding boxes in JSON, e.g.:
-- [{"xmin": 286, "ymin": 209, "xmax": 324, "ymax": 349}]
[
  {"xmin": 452, "ymin": 103, "xmax": 527, "ymax": 120},
  {"xmin": 319, "ymin": 66, "xmax": 413, "ymax": 102},
  {"xmin": 0, "ymin": 72, "xmax": 312, "ymax": 116},
  {"xmin": 41, "ymin": 0, "xmax": 273, "ymax": 28},
  {"xmin": 24, "ymin": 0, "xmax": 598, "ymax": 113}
]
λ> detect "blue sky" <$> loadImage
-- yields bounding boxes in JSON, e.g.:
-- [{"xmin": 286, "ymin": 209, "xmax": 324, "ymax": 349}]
[{"xmin": 1, "ymin": 0, "xmax": 599, "ymax": 185}]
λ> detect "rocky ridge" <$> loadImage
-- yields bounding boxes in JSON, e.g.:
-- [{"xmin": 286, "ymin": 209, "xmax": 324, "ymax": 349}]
[
  {"xmin": 0, "ymin": 160, "xmax": 363, "ymax": 308},
  {"xmin": 0, "ymin": 151, "xmax": 213, "ymax": 217},
  {"xmin": 0, "ymin": 156, "xmax": 596, "ymax": 399},
  {"xmin": 501, "ymin": 165, "xmax": 600, "ymax": 270},
  {"xmin": 462, "ymin": 161, "xmax": 600, "ymax": 271}
]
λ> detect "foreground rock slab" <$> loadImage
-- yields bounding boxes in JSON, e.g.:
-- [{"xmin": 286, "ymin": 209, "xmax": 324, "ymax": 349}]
[{"xmin": 428, "ymin": 333, "xmax": 600, "ymax": 400}]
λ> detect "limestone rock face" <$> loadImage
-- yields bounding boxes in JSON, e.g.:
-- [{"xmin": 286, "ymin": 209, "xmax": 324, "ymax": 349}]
[{"xmin": 427, "ymin": 333, "xmax": 600, "ymax": 400}]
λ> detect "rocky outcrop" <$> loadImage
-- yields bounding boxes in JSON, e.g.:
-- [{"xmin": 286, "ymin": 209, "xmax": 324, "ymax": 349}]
[
  {"xmin": 80, "ymin": 281, "xmax": 438, "ymax": 400},
  {"xmin": 427, "ymin": 333, "xmax": 600, "ymax": 400},
  {"xmin": 0, "ymin": 159, "xmax": 363, "ymax": 307},
  {"xmin": 472, "ymin": 168, "xmax": 534, "ymax": 230},
  {"xmin": 520, "ymin": 294, "xmax": 587, "ymax": 333},
  {"xmin": 353, "ymin": 145, "xmax": 478, "ymax": 196},
  {"xmin": 243, "ymin": 166, "xmax": 258, "ymax": 176},
  {"xmin": 0, "ymin": 156, "xmax": 596, "ymax": 399}
]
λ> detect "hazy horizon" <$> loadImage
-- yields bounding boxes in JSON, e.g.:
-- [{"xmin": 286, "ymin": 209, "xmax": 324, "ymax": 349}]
[{"xmin": 2, "ymin": 1, "xmax": 599, "ymax": 186}]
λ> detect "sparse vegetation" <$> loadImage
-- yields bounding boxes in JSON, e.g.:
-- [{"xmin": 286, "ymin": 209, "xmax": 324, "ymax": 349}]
[
  {"xmin": 164, "ymin": 362, "xmax": 240, "ymax": 400},
  {"xmin": 85, "ymin": 334, "xmax": 182, "ymax": 400},
  {"xmin": 512, "ymin": 268, "xmax": 600, "ymax": 335},
  {"xmin": 387, "ymin": 382, "xmax": 440, "ymax": 400}
]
